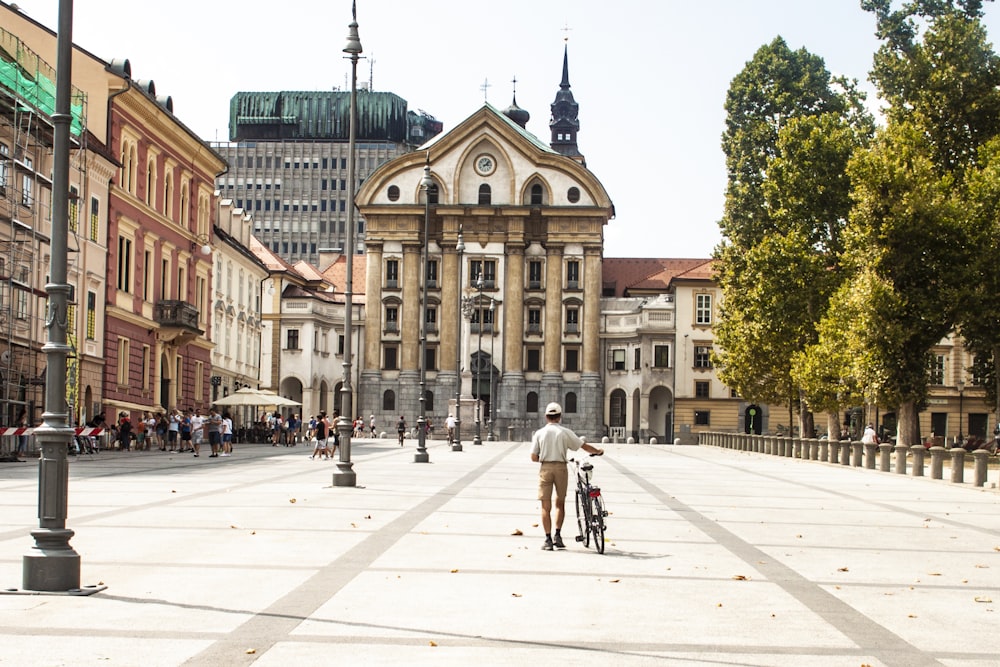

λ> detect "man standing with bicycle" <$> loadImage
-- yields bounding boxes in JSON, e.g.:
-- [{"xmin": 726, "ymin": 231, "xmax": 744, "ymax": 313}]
[{"xmin": 530, "ymin": 402, "xmax": 603, "ymax": 551}]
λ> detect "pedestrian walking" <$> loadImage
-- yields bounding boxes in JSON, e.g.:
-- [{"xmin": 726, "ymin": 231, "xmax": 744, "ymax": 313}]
[
  {"xmin": 310, "ymin": 411, "xmax": 332, "ymax": 460},
  {"xmin": 207, "ymin": 408, "xmax": 223, "ymax": 457},
  {"xmin": 397, "ymin": 415, "xmax": 406, "ymax": 446},
  {"xmin": 530, "ymin": 402, "xmax": 603, "ymax": 551}
]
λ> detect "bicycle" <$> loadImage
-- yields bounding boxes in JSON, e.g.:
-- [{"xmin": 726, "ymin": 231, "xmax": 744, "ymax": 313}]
[{"xmin": 571, "ymin": 455, "xmax": 607, "ymax": 553}]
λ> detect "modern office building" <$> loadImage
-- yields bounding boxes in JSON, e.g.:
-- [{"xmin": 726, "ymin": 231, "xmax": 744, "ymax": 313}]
[{"xmin": 213, "ymin": 90, "xmax": 441, "ymax": 266}]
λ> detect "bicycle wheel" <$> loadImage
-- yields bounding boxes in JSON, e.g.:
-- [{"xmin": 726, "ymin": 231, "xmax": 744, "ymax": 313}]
[
  {"xmin": 575, "ymin": 488, "xmax": 590, "ymax": 547},
  {"xmin": 591, "ymin": 494, "xmax": 606, "ymax": 554}
]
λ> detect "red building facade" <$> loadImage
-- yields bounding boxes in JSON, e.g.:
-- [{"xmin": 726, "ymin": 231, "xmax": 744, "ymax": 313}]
[{"xmin": 104, "ymin": 71, "xmax": 223, "ymax": 421}]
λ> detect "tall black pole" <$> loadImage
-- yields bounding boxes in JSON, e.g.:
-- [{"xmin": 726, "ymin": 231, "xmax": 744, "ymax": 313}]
[
  {"xmin": 487, "ymin": 298, "xmax": 496, "ymax": 441},
  {"xmin": 473, "ymin": 277, "xmax": 483, "ymax": 445},
  {"xmin": 22, "ymin": 0, "xmax": 80, "ymax": 592},
  {"xmin": 334, "ymin": 3, "xmax": 361, "ymax": 487},
  {"xmin": 415, "ymin": 155, "xmax": 431, "ymax": 463},
  {"xmin": 452, "ymin": 228, "xmax": 464, "ymax": 451}
]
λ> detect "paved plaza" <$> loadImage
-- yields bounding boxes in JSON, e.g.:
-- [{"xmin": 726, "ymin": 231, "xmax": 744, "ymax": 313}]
[{"xmin": 0, "ymin": 438, "xmax": 998, "ymax": 666}]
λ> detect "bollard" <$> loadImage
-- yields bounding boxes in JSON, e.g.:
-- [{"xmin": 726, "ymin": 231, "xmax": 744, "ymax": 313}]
[
  {"xmin": 819, "ymin": 439, "xmax": 829, "ymax": 462},
  {"xmin": 809, "ymin": 439, "xmax": 819, "ymax": 461},
  {"xmin": 852, "ymin": 442, "xmax": 864, "ymax": 467},
  {"xmin": 894, "ymin": 443, "xmax": 908, "ymax": 474},
  {"xmin": 929, "ymin": 446, "xmax": 946, "ymax": 479},
  {"xmin": 950, "ymin": 448, "xmax": 965, "ymax": 484},
  {"xmin": 841, "ymin": 441, "xmax": 851, "ymax": 465},
  {"xmin": 864, "ymin": 443, "xmax": 878, "ymax": 470},
  {"xmin": 878, "ymin": 443, "xmax": 892, "ymax": 472},
  {"xmin": 910, "ymin": 445, "xmax": 926, "ymax": 477},
  {"xmin": 829, "ymin": 440, "xmax": 840, "ymax": 464},
  {"xmin": 972, "ymin": 450, "xmax": 989, "ymax": 487},
  {"xmin": 792, "ymin": 439, "xmax": 801, "ymax": 458}
]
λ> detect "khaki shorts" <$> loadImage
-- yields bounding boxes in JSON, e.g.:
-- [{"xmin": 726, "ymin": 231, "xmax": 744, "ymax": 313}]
[{"xmin": 537, "ymin": 461, "xmax": 569, "ymax": 501}]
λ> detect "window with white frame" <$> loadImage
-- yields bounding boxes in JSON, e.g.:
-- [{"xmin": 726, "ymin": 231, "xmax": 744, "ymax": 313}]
[{"xmin": 696, "ymin": 293, "xmax": 713, "ymax": 325}]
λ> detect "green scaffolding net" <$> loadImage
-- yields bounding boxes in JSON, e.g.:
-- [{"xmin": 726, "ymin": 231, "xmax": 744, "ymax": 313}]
[{"xmin": 0, "ymin": 29, "xmax": 86, "ymax": 136}]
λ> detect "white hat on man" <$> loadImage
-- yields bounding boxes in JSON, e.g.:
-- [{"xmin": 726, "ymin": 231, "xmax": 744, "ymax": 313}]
[{"xmin": 545, "ymin": 402, "xmax": 562, "ymax": 416}]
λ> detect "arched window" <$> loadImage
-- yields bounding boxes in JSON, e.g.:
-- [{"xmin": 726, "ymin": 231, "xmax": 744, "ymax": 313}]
[
  {"xmin": 383, "ymin": 389, "xmax": 396, "ymax": 411},
  {"xmin": 565, "ymin": 392, "xmax": 578, "ymax": 413},
  {"xmin": 428, "ymin": 183, "xmax": 439, "ymax": 204},
  {"xmin": 164, "ymin": 172, "xmax": 174, "ymax": 220},
  {"xmin": 530, "ymin": 183, "xmax": 543, "ymax": 205},
  {"xmin": 387, "ymin": 185, "xmax": 400, "ymax": 201},
  {"xmin": 424, "ymin": 390, "xmax": 434, "ymax": 413},
  {"xmin": 526, "ymin": 391, "xmax": 539, "ymax": 413},
  {"xmin": 478, "ymin": 184, "xmax": 491, "ymax": 205},
  {"xmin": 145, "ymin": 159, "xmax": 155, "ymax": 207}
]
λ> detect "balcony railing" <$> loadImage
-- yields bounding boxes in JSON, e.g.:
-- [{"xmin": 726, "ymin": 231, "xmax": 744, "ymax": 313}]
[{"xmin": 153, "ymin": 300, "xmax": 200, "ymax": 331}]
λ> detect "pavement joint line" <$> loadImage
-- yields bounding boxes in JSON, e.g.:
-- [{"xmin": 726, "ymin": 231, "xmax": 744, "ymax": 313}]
[
  {"xmin": 183, "ymin": 442, "xmax": 521, "ymax": 666},
  {"xmin": 0, "ymin": 443, "xmax": 444, "ymax": 544},
  {"xmin": 605, "ymin": 452, "xmax": 947, "ymax": 667},
  {"xmin": 664, "ymin": 445, "xmax": 1000, "ymax": 538}
]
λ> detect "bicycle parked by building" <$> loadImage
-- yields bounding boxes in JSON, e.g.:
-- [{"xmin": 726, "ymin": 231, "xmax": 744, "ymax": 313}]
[{"xmin": 571, "ymin": 455, "xmax": 607, "ymax": 553}]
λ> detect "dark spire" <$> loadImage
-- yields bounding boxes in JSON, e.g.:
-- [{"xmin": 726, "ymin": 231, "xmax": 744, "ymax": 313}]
[
  {"xmin": 549, "ymin": 44, "xmax": 582, "ymax": 162},
  {"xmin": 503, "ymin": 75, "xmax": 531, "ymax": 129}
]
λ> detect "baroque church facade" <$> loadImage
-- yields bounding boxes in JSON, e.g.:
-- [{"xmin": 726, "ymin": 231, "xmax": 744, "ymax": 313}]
[{"xmin": 356, "ymin": 48, "xmax": 614, "ymax": 440}]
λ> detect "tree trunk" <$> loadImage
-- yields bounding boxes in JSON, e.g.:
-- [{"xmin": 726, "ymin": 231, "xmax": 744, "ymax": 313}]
[
  {"xmin": 799, "ymin": 400, "xmax": 815, "ymax": 439},
  {"xmin": 826, "ymin": 411, "xmax": 840, "ymax": 439},
  {"xmin": 897, "ymin": 400, "xmax": 919, "ymax": 447}
]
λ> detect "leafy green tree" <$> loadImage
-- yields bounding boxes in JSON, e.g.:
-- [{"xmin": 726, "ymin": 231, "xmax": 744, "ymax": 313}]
[
  {"xmin": 853, "ymin": 0, "xmax": 1000, "ymax": 441},
  {"xmin": 834, "ymin": 122, "xmax": 968, "ymax": 445},
  {"xmin": 959, "ymin": 137, "xmax": 1000, "ymax": 414},
  {"xmin": 715, "ymin": 38, "xmax": 871, "ymax": 435},
  {"xmin": 865, "ymin": 0, "xmax": 1000, "ymax": 177}
]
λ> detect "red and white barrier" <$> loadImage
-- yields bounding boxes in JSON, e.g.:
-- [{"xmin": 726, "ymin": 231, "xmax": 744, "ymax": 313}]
[{"xmin": 0, "ymin": 427, "xmax": 106, "ymax": 436}]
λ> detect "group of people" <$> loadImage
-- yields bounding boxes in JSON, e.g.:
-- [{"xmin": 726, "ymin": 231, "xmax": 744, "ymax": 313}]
[
  {"xmin": 351, "ymin": 415, "xmax": 378, "ymax": 438},
  {"xmin": 308, "ymin": 411, "xmax": 338, "ymax": 459},
  {"xmin": 263, "ymin": 412, "xmax": 302, "ymax": 446},
  {"xmin": 99, "ymin": 408, "xmax": 235, "ymax": 458}
]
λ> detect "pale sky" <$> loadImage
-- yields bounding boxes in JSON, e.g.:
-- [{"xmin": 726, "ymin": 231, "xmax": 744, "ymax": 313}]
[{"xmin": 16, "ymin": 0, "xmax": 1000, "ymax": 259}]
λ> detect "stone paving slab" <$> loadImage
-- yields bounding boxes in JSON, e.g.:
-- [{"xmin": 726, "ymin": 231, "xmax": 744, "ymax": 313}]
[{"xmin": 0, "ymin": 440, "xmax": 997, "ymax": 666}]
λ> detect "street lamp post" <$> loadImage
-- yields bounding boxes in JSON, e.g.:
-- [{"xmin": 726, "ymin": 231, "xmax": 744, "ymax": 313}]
[
  {"xmin": 22, "ymin": 0, "xmax": 94, "ymax": 594},
  {"xmin": 452, "ymin": 227, "xmax": 464, "ymax": 451},
  {"xmin": 334, "ymin": 3, "xmax": 361, "ymax": 487},
  {"xmin": 957, "ymin": 379, "xmax": 966, "ymax": 445},
  {"xmin": 415, "ymin": 155, "xmax": 432, "ymax": 463},
  {"xmin": 486, "ymin": 298, "xmax": 496, "ymax": 441},
  {"xmin": 473, "ymin": 275, "xmax": 484, "ymax": 445}
]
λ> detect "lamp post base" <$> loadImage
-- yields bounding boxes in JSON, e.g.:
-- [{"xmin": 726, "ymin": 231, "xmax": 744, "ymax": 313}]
[
  {"xmin": 332, "ymin": 462, "xmax": 356, "ymax": 487},
  {"xmin": 22, "ymin": 529, "xmax": 80, "ymax": 592}
]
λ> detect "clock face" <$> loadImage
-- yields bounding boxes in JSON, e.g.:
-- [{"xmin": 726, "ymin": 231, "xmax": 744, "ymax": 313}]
[{"xmin": 475, "ymin": 154, "xmax": 496, "ymax": 176}]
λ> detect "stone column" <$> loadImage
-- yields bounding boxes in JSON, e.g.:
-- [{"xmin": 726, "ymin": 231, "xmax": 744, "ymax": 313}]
[
  {"xmin": 363, "ymin": 244, "xmax": 383, "ymax": 372},
  {"xmin": 441, "ymin": 245, "xmax": 458, "ymax": 373},
  {"xmin": 864, "ymin": 443, "xmax": 877, "ymax": 469},
  {"xmin": 894, "ymin": 443, "xmax": 908, "ymax": 474},
  {"xmin": 830, "ymin": 440, "xmax": 840, "ymax": 464},
  {"xmin": 400, "ymin": 243, "xmax": 422, "ymax": 371},
  {"xmin": 852, "ymin": 442, "xmax": 863, "ymax": 467},
  {"xmin": 819, "ymin": 439, "xmax": 829, "ymax": 462},
  {"xmin": 543, "ymin": 245, "xmax": 563, "ymax": 373},
  {"xmin": 910, "ymin": 445, "xmax": 926, "ymax": 477},
  {"xmin": 583, "ymin": 246, "xmax": 602, "ymax": 374},
  {"xmin": 929, "ymin": 446, "xmax": 946, "ymax": 479},
  {"xmin": 972, "ymin": 450, "xmax": 989, "ymax": 487},
  {"xmin": 840, "ymin": 442, "xmax": 851, "ymax": 465},
  {"xmin": 878, "ymin": 443, "xmax": 892, "ymax": 472},
  {"xmin": 504, "ymin": 245, "xmax": 525, "ymax": 373},
  {"xmin": 950, "ymin": 448, "xmax": 966, "ymax": 483}
]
